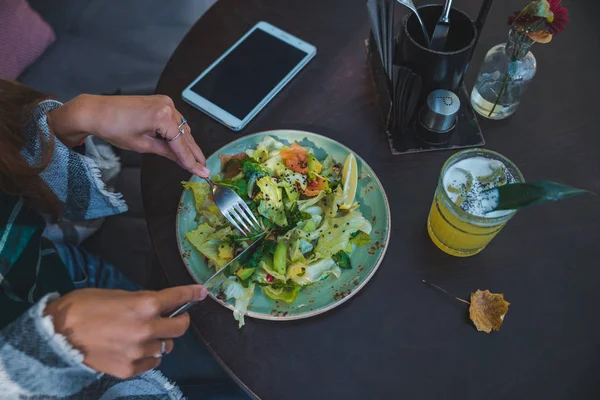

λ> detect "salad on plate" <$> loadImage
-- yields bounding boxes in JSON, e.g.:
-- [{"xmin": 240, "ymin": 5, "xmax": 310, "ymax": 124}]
[{"xmin": 181, "ymin": 137, "xmax": 372, "ymax": 327}]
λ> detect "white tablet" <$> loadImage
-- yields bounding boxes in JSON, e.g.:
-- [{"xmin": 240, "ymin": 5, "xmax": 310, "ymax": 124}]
[{"xmin": 182, "ymin": 21, "xmax": 317, "ymax": 131}]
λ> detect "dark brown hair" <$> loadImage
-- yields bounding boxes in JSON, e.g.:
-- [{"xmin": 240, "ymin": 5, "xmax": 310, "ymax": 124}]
[{"xmin": 0, "ymin": 80, "xmax": 62, "ymax": 219}]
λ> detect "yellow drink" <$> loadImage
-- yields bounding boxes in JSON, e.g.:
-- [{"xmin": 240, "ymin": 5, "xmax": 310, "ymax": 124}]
[{"xmin": 427, "ymin": 149, "xmax": 524, "ymax": 257}]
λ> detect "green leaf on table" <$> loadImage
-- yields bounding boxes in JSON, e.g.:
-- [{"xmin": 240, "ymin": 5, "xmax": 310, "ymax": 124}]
[{"xmin": 490, "ymin": 181, "xmax": 594, "ymax": 211}]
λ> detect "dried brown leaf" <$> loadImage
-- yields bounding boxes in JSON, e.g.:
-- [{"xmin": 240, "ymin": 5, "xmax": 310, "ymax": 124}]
[
  {"xmin": 527, "ymin": 30, "xmax": 553, "ymax": 43},
  {"xmin": 469, "ymin": 290, "xmax": 510, "ymax": 334}
]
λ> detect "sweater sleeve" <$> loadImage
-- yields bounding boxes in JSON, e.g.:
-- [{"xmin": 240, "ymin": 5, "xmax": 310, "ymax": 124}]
[
  {"xmin": 20, "ymin": 99, "xmax": 127, "ymax": 221},
  {"xmin": 0, "ymin": 293, "xmax": 101, "ymax": 398}
]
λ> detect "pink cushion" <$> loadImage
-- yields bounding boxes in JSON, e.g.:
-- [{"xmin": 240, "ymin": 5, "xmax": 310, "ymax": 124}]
[{"xmin": 0, "ymin": 0, "xmax": 56, "ymax": 80}]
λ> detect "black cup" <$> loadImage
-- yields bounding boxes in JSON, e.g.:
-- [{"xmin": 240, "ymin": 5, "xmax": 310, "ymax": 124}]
[{"xmin": 397, "ymin": 4, "xmax": 477, "ymax": 103}]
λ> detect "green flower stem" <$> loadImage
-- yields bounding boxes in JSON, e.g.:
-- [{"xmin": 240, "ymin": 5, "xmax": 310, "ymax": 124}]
[
  {"xmin": 488, "ymin": 18, "xmax": 544, "ymax": 118},
  {"xmin": 422, "ymin": 280, "xmax": 471, "ymax": 305},
  {"xmin": 488, "ymin": 68, "xmax": 512, "ymax": 117}
]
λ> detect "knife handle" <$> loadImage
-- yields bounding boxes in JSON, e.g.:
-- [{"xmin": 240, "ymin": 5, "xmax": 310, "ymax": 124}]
[
  {"xmin": 440, "ymin": 0, "xmax": 453, "ymax": 23},
  {"xmin": 168, "ymin": 300, "xmax": 198, "ymax": 318}
]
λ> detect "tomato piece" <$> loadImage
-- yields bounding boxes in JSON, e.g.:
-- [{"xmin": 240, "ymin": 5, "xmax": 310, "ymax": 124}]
[{"xmin": 280, "ymin": 143, "xmax": 309, "ymax": 174}]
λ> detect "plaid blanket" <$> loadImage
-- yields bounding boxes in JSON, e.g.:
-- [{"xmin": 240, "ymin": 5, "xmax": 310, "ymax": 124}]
[{"xmin": 0, "ymin": 100, "xmax": 183, "ymax": 399}]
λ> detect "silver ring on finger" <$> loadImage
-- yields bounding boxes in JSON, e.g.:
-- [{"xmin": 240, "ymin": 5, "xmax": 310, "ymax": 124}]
[
  {"xmin": 168, "ymin": 128, "xmax": 185, "ymax": 142},
  {"xmin": 177, "ymin": 117, "xmax": 187, "ymax": 130},
  {"xmin": 154, "ymin": 340, "xmax": 167, "ymax": 358}
]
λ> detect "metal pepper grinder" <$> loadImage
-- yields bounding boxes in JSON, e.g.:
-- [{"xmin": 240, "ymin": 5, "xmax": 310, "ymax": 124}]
[{"xmin": 416, "ymin": 89, "xmax": 460, "ymax": 145}]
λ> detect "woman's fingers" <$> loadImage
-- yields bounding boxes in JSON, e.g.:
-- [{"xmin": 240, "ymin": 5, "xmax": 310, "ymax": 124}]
[
  {"xmin": 154, "ymin": 285, "xmax": 207, "ymax": 315},
  {"xmin": 155, "ymin": 105, "xmax": 209, "ymax": 176},
  {"xmin": 152, "ymin": 101, "xmax": 209, "ymax": 176},
  {"xmin": 185, "ymin": 132, "xmax": 209, "ymax": 175},
  {"xmin": 174, "ymin": 109, "xmax": 207, "ymax": 166},
  {"xmin": 176, "ymin": 134, "xmax": 210, "ymax": 177},
  {"xmin": 142, "ymin": 137, "xmax": 179, "ymax": 163},
  {"xmin": 149, "ymin": 314, "xmax": 191, "ymax": 339},
  {"xmin": 171, "ymin": 110, "xmax": 210, "ymax": 177}
]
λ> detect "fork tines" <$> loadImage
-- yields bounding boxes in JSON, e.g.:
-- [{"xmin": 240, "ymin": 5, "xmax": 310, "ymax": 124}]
[{"xmin": 224, "ymin": 202, "xmax": 262, "ymax": 237}]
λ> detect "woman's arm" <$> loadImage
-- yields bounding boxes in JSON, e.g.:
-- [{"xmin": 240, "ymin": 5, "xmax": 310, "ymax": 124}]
[
  {"xmin": 0, "ymin": 285, "xmax": 208, "ymax": 397},
  {"xmin": 47, "ymin": 94, "xmax": 210, "ymax": 177}
]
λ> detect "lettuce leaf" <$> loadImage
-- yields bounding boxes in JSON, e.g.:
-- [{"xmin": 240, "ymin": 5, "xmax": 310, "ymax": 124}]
[
  {"xmin": 256, "ymin": 176, "xmax": 287, "ymax": 226},
  {"xmin": 278, "ymin": 169, "xmax": 307, "ymax": 202},
  {"xmin": 218, "ymin": 242, "xmax": 234, "ymax": 261},
  {"xmin": 296, "ymin": 214, "xmax": 322, "ymax": 233},
  {"xmin": 286, "ymin": 238, "xmax": 314, "ymax": 265},
  {"xmin": 305, "ymin": 258, "xmax": 341, "ymax": 281},
  {"xmin": 280, "ymin": 214, "xmax": 326, "ymax": 242},
  {"xmin": 258, "ymin": 258, "xmax": 287, "ymax": 282},
  {"xmin": 262, "ymin": 154, "xmax": 288, "ymax": 177},
  {"xmin": 298, "ymin": 239, "xmax": 314, "ymax": 254},
  {"xmin": 322, "ymin": 185, "xmax": 343, "ymax": 217},
  {"xmin": 186, "ymin": 225, "xmax": 234, "ymax": 268},
  {"xmin": 186, "ymin": 223, "xmax": 215, "ymax": 247},
  {"xmin": 256, "ymin": 136, "xmax": 285, "ymax": 151},
  {"xmin": 248, "ymin": 146, "xmax": 269, "ymax": 163},
  {"xmin": 263, "ymin": 283, "xmax": 301, "ymax": 303},
  {"xmin": 213, "ymin": 226, "xmax": 234, "ymax": 240},
  {"xmin": 313, "ymin": 212, "xmax": 372, "ymax": 259},
  {"xmin": 302, "ymin": 205, "xmax": 323, "ymax": 216},
  {"xmin": 199, "ymin": 206, "xmax": 225, "ymax": 228},
  {"xmin": 194, "ymin": 239, "xmax": 229, "ymax": 268},
  {"xmin": 350, "ymin": 231, "xmax": 371, "ymax": 247},
  {"xmin": 182, "ymin": 182, "xmax": 225, "ymax": 228},
  {"xmin": 297, "ymin": 190, "xmax": 327, "ymax": 211},
  {"xmin": 332, "ymin": 250, "xmax": 351, "ymax": 269},
  {"xmin": 287, "ymin": 258, "xmax": 341, "ymax": 286},
  {"xmin": 321, "ymin": 155, "xmax": 335, "ymax": 178},
  {"xmin": 182, "ymin": 181, "xmax": 211, "ymax": 212},
  {"xmin": 222, "ymin": 278, "xmax": 255, "ymax": 328},
  {"xmin": 288, "ymin": 239, "xmax": 307, "ymax": 264},
  {"xmin": 257, "ymin": 137, "xmax": 287, "ymax": 176}
]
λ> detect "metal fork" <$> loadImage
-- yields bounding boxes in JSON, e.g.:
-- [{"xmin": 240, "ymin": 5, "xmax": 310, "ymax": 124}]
[
  {"xmin": 204, "ymin": 177, "xmax": 262, "ymax": 236},
  {"xmin": 396, "ymin": 0, "xmax": 431, "ymax": 48}
]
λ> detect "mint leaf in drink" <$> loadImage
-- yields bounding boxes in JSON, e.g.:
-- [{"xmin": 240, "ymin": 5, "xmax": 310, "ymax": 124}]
[{"xmin": 485, "ymin": 181, "xmax": 594, "ymax": 212}]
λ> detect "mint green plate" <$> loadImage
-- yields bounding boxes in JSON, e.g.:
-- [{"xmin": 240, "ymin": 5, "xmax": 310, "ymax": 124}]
[{"xmin": 176, "ymin": 130, "xmax": 390, "ymax": 321}]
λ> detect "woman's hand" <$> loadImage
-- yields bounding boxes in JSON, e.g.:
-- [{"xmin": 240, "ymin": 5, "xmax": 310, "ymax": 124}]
[
  {"xmin": 48, "ymin": 94, "xmax": 210, "ymax": 177},
  {"xmin": 44, "ymin": 285, "xmax": 207, "ymax": 379}
]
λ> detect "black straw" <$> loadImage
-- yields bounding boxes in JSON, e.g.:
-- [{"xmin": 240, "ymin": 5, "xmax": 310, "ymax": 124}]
[
  {"xmin": 387, "ymin": 0, "xmax": 394, "ymax": 82},
  {"xmin": 475, "ymin": 0, "xmax": 495, "ymax": 38},
  {"xmin": 467, "ymin": 0, "xmax": 495, "ymax": 71}
]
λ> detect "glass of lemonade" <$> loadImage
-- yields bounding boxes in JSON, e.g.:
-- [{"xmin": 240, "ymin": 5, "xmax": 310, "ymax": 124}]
[{"xmin": 427, "ymin": 149, "xmax": 525, "ymax": 257}]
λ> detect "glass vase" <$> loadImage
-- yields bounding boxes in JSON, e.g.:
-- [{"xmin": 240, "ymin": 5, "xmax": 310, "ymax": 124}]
[{"xmin": 470, "ymin": 29, "xmax": 537, "ymax": 120}]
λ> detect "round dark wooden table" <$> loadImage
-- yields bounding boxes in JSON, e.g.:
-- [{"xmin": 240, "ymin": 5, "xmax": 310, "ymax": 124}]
[{"xmin": 142, "ymin": 0, "xmax": 600, "ymax": 398}]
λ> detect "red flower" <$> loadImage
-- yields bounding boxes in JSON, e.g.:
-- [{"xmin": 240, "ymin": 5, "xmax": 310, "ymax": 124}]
[
  {"xmin": 546, "ymin": 0, "xmax": 569, "ymax": 35},
  {"xmin": 508, "ymin": 0, "xmax": 569, "ymax": 36}
]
